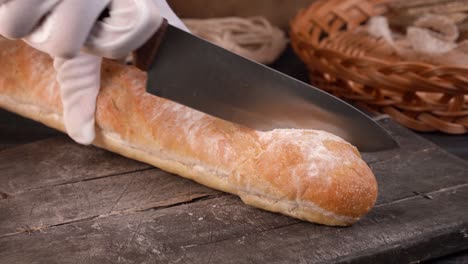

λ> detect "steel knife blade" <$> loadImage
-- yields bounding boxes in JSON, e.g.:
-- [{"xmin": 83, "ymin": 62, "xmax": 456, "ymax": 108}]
[{"xmin": 134, "ymin": 23, "xmax": 396, "ymax": 152}]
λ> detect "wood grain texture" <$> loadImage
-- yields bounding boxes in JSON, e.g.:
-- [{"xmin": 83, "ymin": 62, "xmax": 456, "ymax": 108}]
[
  {"xmin": 0, "ymin": 195, "xmax": 298, "ymax": 264},
  {"xmin": 0, "ymin": 111, "xmax": 467, "ymax": 263},
  {"xmin": 0, "ymin": 137, "xmax": 150, "ymax": 195},
  {"xmin": 0, "ymin": 169, "xmax": 219, "ymax": 237},
  {"xmin": 175, "ymin": 185, "xmax": 468, "ymax": 264},
  {"xmin": 0, "ymin": 185, "xmax": 466, "ymax": 264},
  {"xmin": 371, "ymin": 146, "xmax": 468, "ymax": 204}
]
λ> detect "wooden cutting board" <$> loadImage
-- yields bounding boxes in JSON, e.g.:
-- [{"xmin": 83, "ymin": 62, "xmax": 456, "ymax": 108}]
[{"xmin": 0, "ymin": 109, "xmax": 467, "ymax": 264}]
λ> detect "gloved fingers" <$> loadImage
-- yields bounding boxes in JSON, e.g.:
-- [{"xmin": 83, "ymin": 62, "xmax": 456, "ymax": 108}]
[
  {"xmin": 85, "ymin": 0, "xmax": 163, "ymax": 59},
  {"xmin": 0, "ymin": 0, "xmax": 60, "ymax": 39},
  {"xmin": 54, "ymin": 53, "xmax": 101, "ymax": 145},
  {"xmin": 26, "ymin": 0, "xmax": 111, "ymax": 59}
]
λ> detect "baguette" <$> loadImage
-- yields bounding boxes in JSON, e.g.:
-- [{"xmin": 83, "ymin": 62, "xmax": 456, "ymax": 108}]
[{"xmin": 0, "ymin": 40, "xmax": 377, "ymax": 226}]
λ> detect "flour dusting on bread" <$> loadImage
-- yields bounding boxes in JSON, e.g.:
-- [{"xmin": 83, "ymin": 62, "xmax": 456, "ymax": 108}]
[{"xmin": 0, "ymin": 40, "xmax": 378, "ymax": 226}]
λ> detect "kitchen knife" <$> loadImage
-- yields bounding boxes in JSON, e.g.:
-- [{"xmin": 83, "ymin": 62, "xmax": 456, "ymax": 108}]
[{"xmin": 134, "ymin": 22, "xmax": 396, "ymax": 152}]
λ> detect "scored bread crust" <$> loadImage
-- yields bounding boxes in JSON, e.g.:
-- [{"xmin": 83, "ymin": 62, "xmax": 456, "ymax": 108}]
[{"xmin": 0, "ymin": 40, "xmax": 378, "ymax": 226}]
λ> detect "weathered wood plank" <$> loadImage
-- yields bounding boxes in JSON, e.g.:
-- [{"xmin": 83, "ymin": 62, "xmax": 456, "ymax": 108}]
[
  {"xmin": 339, "ymin": 223, "xmax": 468, "ymax": 264},
  {"xmin": 0, "ymin": 169, "xmax": 220, "ymax": 237},
  {"xmin": 421, "ymin": 132, "xmax": 468, "ymax": 161},
  {"xmin": 0, "ymin": 137, "xmax": 150, "ymax": 194},
  {"xmin": 1, "ymin": 99, "xmax": 467, "ymax": 263},
  {"xmin": 0, "ymin": 184, "xmax": 466, "ymax": 264},
  {"xmin": 0, "ymin": 195, "xmax": 299, "ymax": 264},
  {"xmin": 370, "ymin": 147, "xmax": 468, "ymax": 204},
  {"xmin": 179, "ymin": 186, "xmax": 468, "ymax": 264},
  {"xmin": 361, "ymin": 118, "xmax": 440, "ymax": 164},
  {"xmin": 0, "ymin": 115, "xmax": 468, "ymax": 235},
  {"xmin": 0, "ymin": 119, "xmax": 466, "ymax": 239},
  {"xmin": 427, "ymin": 250, "xmax": 468, "ymax": 264}
]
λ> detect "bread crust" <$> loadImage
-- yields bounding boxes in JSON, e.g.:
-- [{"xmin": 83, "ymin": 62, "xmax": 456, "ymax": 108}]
[{"xmin": 0, "ymin": 40, "xmax": 377, "ymax": 226}]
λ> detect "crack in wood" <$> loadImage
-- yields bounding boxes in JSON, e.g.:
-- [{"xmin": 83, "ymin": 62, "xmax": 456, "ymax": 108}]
[
  {"xmin": 135, "ymin": 193, "xmax": 226, "ymax": 213},
  {"xmin": 0, "ymin": 193, "xmax": 225, "ymax": 239},
  {"xmin": 1, "ymin": 173, "xmax": 466, "ymax": 243},
  {"xmin": 178, "ymin": 220, "xmax": 301, "ymax": 249},
  {"xmin": 149, "ymin": 182, "xmax": 468, "ymax": 251},
  {"xmin": 1, "ymin": 183, "xmax": 467, "ymax": 263},
  {"xmin": 333, "ymin": 222, "xmax": 468, "ymax": 264},
  {"xmin": 108, "ymin": 174, "xmax": 138, "ymax": 214},
  {"xmin": 118, "ymin": 212, "xmax": 147, "ymax": 259},
  {"xmin": 375, "ymin": 182, "xmax": 468, "ymax": 208},
  {"xmin": 19, "ymin": 167, "xmax": 154, "ymax": 193},
  {"xmin": 413, "ymin": 191, "xmax": 433, "ymax": 200},
  {"xmin": 122, "ymin": 182, "xmax": 468, "ymax": 253},
  {"xmin": 0, "ymin": 215, "xmax": 99, "ymax": 239}
]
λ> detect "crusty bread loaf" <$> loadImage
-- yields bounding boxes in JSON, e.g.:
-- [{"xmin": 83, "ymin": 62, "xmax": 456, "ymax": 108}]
[{"xmin": 0, "ymin": 40, "xmax": 377, "ymax": 226}]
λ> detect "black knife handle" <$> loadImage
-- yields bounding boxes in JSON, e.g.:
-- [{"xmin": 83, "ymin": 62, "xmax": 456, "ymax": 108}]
[{"xmin": 133, "ymin": 18, "xmax": 169, "ymax": 71}]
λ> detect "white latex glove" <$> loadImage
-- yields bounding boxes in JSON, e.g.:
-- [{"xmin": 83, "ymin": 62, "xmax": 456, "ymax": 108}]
[{"xmin": 0, "ymin": 0, "xmax": 167, "ymax": 145}]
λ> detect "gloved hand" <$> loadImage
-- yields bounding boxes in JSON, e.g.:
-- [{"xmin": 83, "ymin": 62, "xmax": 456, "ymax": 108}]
[{"xmin": 0, "ymin": 0, "xmax": 164, "ymax": 145}]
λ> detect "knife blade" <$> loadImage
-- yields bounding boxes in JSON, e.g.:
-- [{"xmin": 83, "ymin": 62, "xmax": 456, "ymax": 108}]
[{"xmin": 135, "ymin": 24, "xmax": 396, "ymax": 152}]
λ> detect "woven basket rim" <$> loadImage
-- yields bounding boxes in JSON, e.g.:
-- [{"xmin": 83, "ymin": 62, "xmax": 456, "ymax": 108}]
[
  {"xmin": 289, "ymin": 0, "xmax": 468, "ymax": 134},
  {"xmin": 290, "ymin": 0, "xmax": 468, "ymax": 71}
]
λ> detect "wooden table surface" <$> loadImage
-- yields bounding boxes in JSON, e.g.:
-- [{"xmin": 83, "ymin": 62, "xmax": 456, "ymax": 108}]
[
  {"xmin": 1, "ymin": 45, "xmax": 467, "ymax": 264},
  {"xmin": 0, "ymin": 107, "xmax": 467, "ymax": 264}
]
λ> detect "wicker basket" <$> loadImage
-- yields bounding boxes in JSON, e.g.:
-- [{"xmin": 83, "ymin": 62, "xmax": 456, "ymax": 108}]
[{"xmin": 290, "ymin": 0, "xmax": 468, "ymax": 134}]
